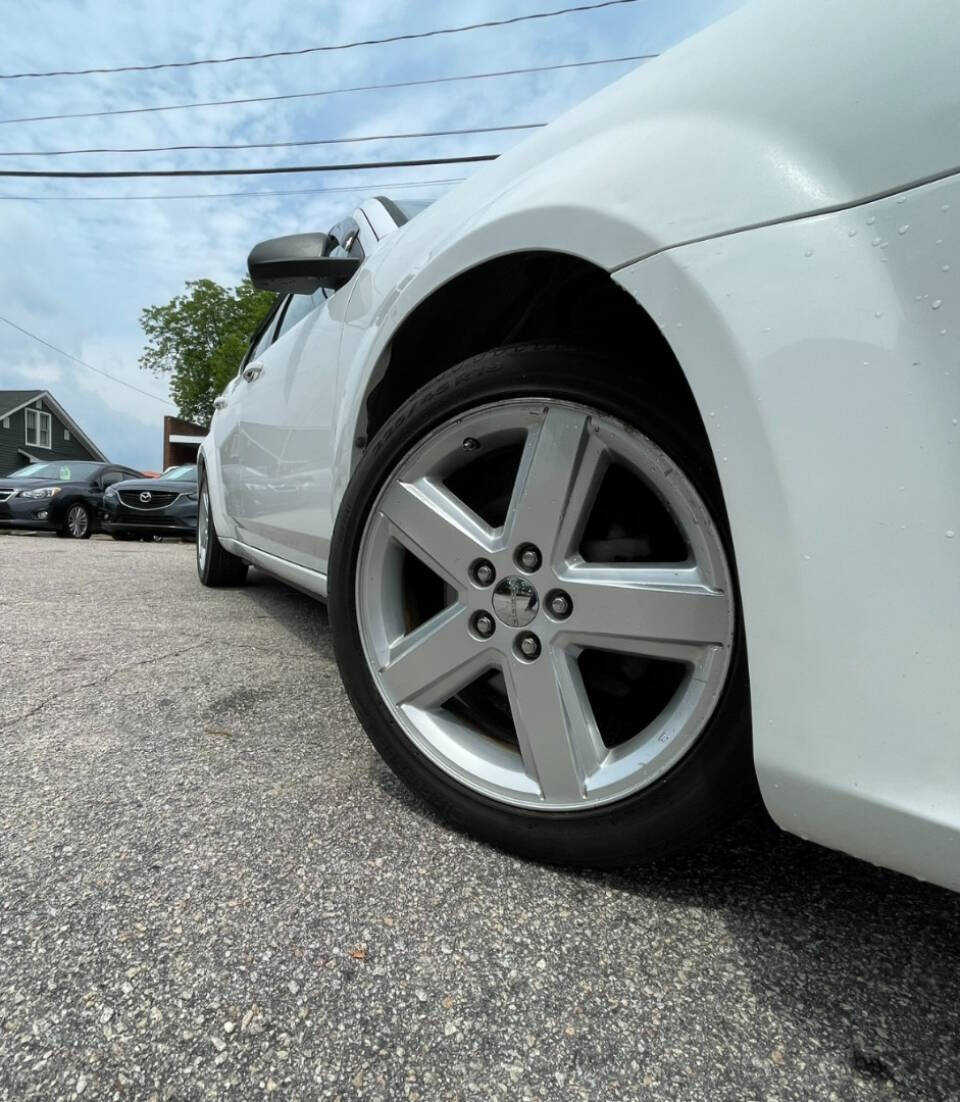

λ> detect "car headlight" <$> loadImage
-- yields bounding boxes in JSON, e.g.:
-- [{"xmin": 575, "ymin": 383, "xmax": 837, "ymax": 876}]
[
  {"xmin": 19, "ymin": 486, "xmax": 61, "ymax": 500},
  {"xmin": 185, "ymin": 491, "xmax": 198, "ymax": 501},
  {"xmin": 104, "ymin": 485, "xmax": 118, "ymax": 499}
]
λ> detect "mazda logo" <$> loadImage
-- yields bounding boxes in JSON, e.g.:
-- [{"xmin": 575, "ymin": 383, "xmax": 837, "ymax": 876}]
[{"xmin": 140, "ymin": 491, "xmax": 152, "ymax": 503}]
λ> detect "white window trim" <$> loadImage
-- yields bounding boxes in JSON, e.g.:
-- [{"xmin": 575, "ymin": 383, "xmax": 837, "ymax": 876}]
[{"xmin": 25, "ymin": 407, "xmax": 52, "ymax": 449}]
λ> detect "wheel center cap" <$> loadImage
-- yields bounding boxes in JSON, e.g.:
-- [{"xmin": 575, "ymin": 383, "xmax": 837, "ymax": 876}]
[{"xmin": 492, "ymin": 576, "xmax": 539, "ymax": 628}]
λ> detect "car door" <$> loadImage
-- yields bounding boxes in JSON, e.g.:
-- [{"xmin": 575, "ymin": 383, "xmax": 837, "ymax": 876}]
[
  {"xmin": 225, "ymin": 216, "xmax": 366, "ymax": 574},
  {"xmin": 215, "ymin": 298, "xmax": 283, "ymax": 537}
]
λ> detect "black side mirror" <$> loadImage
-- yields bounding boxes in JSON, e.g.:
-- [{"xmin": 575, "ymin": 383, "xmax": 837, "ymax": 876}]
[{"xmin": 247, "ymin": 233, "xmax": 361, "ymax": 295}]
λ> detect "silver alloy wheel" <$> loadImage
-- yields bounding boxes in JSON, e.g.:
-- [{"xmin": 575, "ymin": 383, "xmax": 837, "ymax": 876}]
[
  {"xmin": 197, "ymin": 485, "xmax": 209, "ymax": 570},
  {"xmin": 356, "ymin": 399, "xmax": 735, "ymax": 811},
  {"xmin": 67, "ymin": 504, "xmax": 88, "ymax": 538}
]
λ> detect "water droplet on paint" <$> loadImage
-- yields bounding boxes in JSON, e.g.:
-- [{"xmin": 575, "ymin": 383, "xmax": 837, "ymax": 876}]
[
  {"xmin": 898, "ymin": 224, "xmax": 910, "ymax": 235},
  {"xmin": 847, "ymin": 228, "xmax": 857, "ymax": 237},
  {"xmin": 804, "ymin": 248, "xmax": 814, "ymax": 257},
  {"xmin": 932, "ymin": 299, "xmax": 943, "ymax": 309},
  {"xmin": 866, "ymin": 215, "xmax": 876, "ymax": 225},
  {"xmin": 947, "ymin": 530, "xmax": 956, "ymax": 539},
  {"xmin": 943, "ymin": 265, "xmax": 951, "ymax": 272},
  {"xmin": 875, "ymin": 311, "xmax": 883, "ymax": 318},
  {"xmin": 871, "ymin": 237, "xmax": 882, "ymax": 246}
]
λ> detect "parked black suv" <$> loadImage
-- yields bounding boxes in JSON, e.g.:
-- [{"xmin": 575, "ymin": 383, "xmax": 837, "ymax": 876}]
[
  {"xmin": 0, "ymin": 460, "xmax": 143, "ymax": 538},
  {"xmin": 102, "ymin": 464, "xmax": 199, "ymax": 541}
]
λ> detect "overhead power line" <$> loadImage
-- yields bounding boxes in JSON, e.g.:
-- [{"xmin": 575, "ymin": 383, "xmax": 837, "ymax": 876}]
[
  {"xmin": 0, "ymin": 122, "xmax": 544, "ymax": 158},
  {"xmin": 0, "ymin": 315, "xmax": 174, "ymax": 407},
  {"xmin": 0, "ymin": 0, "xmax": 639, "ymax": 79},
  {"xmin": 0, "ymin": 55, "xmax": 654, "ymax": 127},
  {"xmin": 0, "ymin": 177, "xmax": 467, "ymax": 202},
  {"xmin": 0, "ymin": 155, "xmax": 500, "ymax": 179}
]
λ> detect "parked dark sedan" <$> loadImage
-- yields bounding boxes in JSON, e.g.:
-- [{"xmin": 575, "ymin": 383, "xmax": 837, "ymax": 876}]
[
  {"xmin": 102, "ymin": 464, "xmax": 198, "ymax": 540},
  {"xmin": 0, "ymin": 460, "xmax": 143, "ymax": 538}
]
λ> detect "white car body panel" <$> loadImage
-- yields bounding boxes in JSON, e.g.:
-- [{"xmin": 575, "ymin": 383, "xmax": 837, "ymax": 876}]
[
  {"xmin": 616, "ymin": 172, "xmax": 960, "ymax": 892},
  {"xmin": 202, "ymin": 0, "xmax": 960, "ymax": 887}
]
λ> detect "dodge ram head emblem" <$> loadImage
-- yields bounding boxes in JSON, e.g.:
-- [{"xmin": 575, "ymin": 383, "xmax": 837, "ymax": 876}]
[{"xmin": 492, "ymin": 576, "xmax": 539, "ymax": 628}]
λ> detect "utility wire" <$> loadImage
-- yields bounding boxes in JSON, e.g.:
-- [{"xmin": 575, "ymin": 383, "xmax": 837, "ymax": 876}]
[
  {"xmin": 0, "ymin": 177, "xmax": 467, "ymax": 202},
  {"xmin": 0, "ymin": 123, "xmax": 544, "ymax": 158},
  {"xmin": 0, "ymin": 314, "xmax": 174, "ymax": 407},
  {"xmin": 0, "ymin": 55, "xmax": 654, "ymax": 127},
  {"xmin": 0, "ymin": 0, "xmax": 639, "ymax": 79},
  {"xmin": 0, "ymin": 155, "xmax": 500, "ymax": 179}
]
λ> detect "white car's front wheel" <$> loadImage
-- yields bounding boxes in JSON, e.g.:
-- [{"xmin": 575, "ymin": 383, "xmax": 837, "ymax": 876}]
[{"xmin": 329, "ymin": 345, "xmax": 752, "ymax": 866}]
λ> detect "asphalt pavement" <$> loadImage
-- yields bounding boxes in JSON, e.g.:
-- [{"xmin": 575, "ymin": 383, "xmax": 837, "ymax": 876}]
[{"xmin": 1, "ymin": 534, "xmax": 959, "ymax": 1101}]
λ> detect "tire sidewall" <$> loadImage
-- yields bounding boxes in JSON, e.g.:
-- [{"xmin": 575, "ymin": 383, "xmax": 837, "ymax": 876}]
[{"xmin": 329, "ymin": 344, "xmax": 753, "ymax": 866}]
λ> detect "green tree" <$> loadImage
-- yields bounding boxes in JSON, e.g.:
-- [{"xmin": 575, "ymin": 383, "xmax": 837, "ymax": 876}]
[{"xmin": 139, "ymin": 278, "xmax": 274, "ymax": 425}]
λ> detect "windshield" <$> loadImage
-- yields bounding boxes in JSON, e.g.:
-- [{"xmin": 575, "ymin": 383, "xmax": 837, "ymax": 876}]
[
  {"xmin": 162, "ymin": 464, "xmax": 197, "ymax": 481},
  {"xmin": 8, "ymin": 461, "xmax": 101, "ymax": 482}
]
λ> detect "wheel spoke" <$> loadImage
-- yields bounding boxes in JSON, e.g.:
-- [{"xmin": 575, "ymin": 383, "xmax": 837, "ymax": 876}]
[
  {"xmin": 562, "ymin": 565, "xmax": 732, "ymax": 663},
  {"xmin": 379, "ymin": 604, "xmax": 495, "ymax": 708},
  {"xmin": 505, "ymin": 648, "xmax": 606, "ymax": 804},
  {"xmin": 378, "ymin": 477, "xmax": 494, "ymax": 588},
  {"xmin": 503, "ymin": 407, "xmax": 605, "ymax": 562}
]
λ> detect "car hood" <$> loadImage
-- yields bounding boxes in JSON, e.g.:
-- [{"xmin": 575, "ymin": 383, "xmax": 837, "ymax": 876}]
[
  {"xmin": 384, "ymin": 0, "xmax": 960, "ymax": 273},
  {"xmin": 113, "ymin": 477, "xmax": 196, "ymax": 493}
]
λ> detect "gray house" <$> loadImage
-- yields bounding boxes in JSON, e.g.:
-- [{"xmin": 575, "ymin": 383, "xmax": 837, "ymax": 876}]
[{"xmin": 0, "ymin": 390, "xmax": 107, "ymax": 475}]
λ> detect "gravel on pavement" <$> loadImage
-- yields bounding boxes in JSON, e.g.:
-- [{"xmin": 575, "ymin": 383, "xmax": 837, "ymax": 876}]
[{"xmin": 1, "ymin": 535, "xmax": 959, "ymax": 1101}]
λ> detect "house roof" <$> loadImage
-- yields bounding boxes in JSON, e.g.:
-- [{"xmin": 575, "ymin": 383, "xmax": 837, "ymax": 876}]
[
  {"xmin": 0, "ymin": 388, "xmax": 43, "ymax": 410},
  {"xmin": 0, "ymin": 389, "xmax": 108, "ymax": 462}
]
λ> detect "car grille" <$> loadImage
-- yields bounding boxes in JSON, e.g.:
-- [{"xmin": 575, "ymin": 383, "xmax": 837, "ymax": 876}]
[
  {"xmin": 0, "ymin": 489, "xmax": 14, "ymax": 502},
  {"xmin": 118, "ymin": 490, "xmax": 179, "ymax": 509}
]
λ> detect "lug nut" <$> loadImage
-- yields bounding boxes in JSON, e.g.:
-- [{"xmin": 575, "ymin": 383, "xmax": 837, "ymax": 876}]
[
  {"xmin": 472, "ymin": 559, "xmax": 495, "ymax": 586},
  {"xmin": 473, "ymin": 612, "xmax": 495, "ymax": 639},
  {"xmin": 517, "ymin": 632, "xmax": 541, "ymax": 660},
  {"xmin": 548, "ymin": 592, "xmax": 572, "ymax": 618},
  {"xmin": 517, "ymin": 544, "xmax": 541, "ymax": 572}
]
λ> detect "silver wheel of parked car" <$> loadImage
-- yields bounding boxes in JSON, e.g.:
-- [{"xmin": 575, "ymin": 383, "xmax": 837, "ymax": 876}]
[
  {"xmin": 355, "ymin": 397, "xmax": 735, "ymax": 811},
  {"xmin": 197, "ymin": 485, "xmax": 209, "ymax": 571},
  {"xmin": 330, "ymin": 345, "xmax": 751, "ymax": 866},
  {"xmin": 65, "ymin": 503, "xmax": 91, "ymax": 539}
]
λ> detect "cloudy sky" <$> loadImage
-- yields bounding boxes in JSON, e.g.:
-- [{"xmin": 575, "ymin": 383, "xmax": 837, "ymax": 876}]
[{"xmin": 1, "ymin": 0, "xmax": 738, "ymax": 470}]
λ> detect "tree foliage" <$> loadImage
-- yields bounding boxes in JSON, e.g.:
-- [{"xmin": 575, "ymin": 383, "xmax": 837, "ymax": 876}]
[{"xmin": 139, "ymin": 278, "xmax": 274, "ymax": 425}]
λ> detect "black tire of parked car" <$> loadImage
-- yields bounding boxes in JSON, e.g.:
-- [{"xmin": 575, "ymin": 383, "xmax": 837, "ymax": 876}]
[
  {"xmin": 61, "ymin": 502, "xmax": 92, "ymax": 540},
  {"xmin": 196, "ymin": 469, "xmax": 248, "ymax": 587},
  {"xmin": 328, "ymin": 344, "xmax": 755, "ymax": 868}
]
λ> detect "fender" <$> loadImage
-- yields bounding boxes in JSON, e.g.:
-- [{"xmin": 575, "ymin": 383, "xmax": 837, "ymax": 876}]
[{"xmin": 330, "ymin": 0, "xmax": 959, "ymax": 513}]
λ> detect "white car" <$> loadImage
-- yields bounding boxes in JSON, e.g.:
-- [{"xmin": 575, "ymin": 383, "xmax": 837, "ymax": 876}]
[{"xmin": 198, "ymin": 0, "xmax": 960, "ymax": 889}]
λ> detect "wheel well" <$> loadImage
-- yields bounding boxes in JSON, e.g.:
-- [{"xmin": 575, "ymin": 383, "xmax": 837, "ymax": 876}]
[{"xmin": 362, "ymin": 250, "xmax": 706, "ymax": 446}]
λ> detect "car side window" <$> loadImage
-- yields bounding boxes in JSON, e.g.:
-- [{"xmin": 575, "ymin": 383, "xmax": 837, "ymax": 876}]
[
  {"xmin": 249, "ymin": 314, "xmax": 279, "ymax": 360},
  {"xmin": 274, "ymin": 287, "xmax": 327, "ymax": 341},
  {"xmin": 327, "ymin": 218, "xmax": 364, "ymax": 262}
]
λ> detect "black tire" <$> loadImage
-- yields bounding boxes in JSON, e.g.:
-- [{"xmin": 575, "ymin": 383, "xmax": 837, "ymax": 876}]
[
  {"xmin": 329, "ymin": 344, "xmax": 753, "ymax": 868},
  {"xmin": 61, "ymin": 502, "xmax": 92, "ymax": 539},
  {"xmin": 196, "ymin": 469, "xmax": 248, "ymax": 587}
]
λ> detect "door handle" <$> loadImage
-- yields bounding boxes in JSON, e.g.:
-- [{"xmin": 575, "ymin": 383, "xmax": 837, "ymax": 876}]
[
  {"xmin": 242, "ymin": 361, "xmax": 264, "ymax": 382},
  {"xmin": 213, "ymin": 397, "xmax": 228, "ymax": 410}
]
